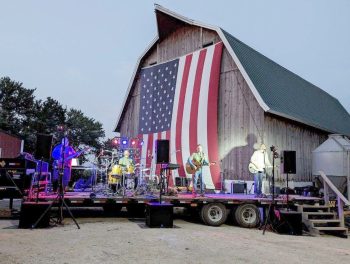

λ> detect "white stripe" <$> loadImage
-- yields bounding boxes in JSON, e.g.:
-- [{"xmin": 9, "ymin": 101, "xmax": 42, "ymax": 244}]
[
  {"xmin": 141, "ymin": 134, "xmax": 149, "ymax": 173},
  {"xmin": 197, "ymin": 45, "xmax": 216, "ymax": 189},
  {"xmin": 181, "ymin": 50, "xmax": 200, "ymax": 177},
  {"xmin": 151, "ymin": 133, "xmax": 158, "ymax": 176},
  {"xmin": 170, "ymin": 57, "xmax": 185, "ymax": 178}
]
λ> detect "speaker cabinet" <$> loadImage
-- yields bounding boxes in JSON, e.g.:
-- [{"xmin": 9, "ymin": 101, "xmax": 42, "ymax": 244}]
[
  {"xmin": 275, "ymin": 210, "xmax": 302, "ymax": 235},
  {"xmin": 231, "ymin": 182, "xmax": 246, "ymax": 194},
  {"xmin": 146, "ymin": 202, "xmax": 173, "ymax": 228},
  {"xmin": 156, "ymin": 140, "xmax": 169, "ymax": 164},
  {"xmin": 175, "ymin": 177, "xmax": 188, "ymax": 187},
  {"xmin": 282, "ymin": 151, "xmax": 296, "ymax": 174},
  {"xmin": 35, "ymin": 134, "xmax": 53, "ymax": 160},
  {"xmin": 19, "ymin": 202, "xmax": 51, "ymax": 228}
]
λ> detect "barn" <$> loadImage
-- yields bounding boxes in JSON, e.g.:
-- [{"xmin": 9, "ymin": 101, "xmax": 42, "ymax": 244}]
[
  {"xmin": 0, "ymin": 130, "xmax": 23, "ymax": 158},
  {"xmin": 114, "ymin": 5, "xmax": 350, "ymax": 188}
]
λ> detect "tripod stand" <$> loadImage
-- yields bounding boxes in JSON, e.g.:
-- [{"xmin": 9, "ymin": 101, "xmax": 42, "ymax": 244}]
[
  {"xmin": 32, "ymin": 134, "xmax": 80, "ymax": 229},
  {"xmin": 262, "ymin": 146, "xmax": 279, "ymax": 235}
]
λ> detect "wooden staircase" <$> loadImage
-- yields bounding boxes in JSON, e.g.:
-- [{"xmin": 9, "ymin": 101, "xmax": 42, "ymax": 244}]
[{"xmin": 297, "ymin": 204, "xmax": 348, "ymax": 238}]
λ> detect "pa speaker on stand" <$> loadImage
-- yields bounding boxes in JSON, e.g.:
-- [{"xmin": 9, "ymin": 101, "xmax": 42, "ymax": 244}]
[{"xmin": 156, "ymin": 140, "xmax": 169, "ymax": 164}]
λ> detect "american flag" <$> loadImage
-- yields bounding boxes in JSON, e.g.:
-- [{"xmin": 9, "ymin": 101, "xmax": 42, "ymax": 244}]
[{"xmin": 138, "ymin": 42, "xmax": 223, "ymax": 189}]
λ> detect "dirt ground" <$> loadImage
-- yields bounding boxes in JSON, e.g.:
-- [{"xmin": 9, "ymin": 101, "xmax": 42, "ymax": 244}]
[{"xmin": 0, "ymin": 200, "xmax": 350, "ymax": 264}]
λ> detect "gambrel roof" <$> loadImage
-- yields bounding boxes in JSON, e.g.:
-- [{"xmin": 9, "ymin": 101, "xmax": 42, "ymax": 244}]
[{"xmin": 115, "ymin": 5, "xmax": 350, "ymax": 136}]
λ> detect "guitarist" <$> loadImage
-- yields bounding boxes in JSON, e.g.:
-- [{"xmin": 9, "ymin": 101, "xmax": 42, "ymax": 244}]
[
  {"xmin": 187, "ymin": 144, "xmax": 209, "ymax": 196},
  {"xmin": 52, "ymin": 137, "xmax": 80, "ymax": 190},
  {"xmin": 250, "ymin": 143, "xmax": 271, "ymax": 197}
]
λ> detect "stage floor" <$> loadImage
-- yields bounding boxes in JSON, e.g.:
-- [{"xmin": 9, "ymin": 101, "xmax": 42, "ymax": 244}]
[{"xmin": 29, "ymin": 191, "xmax": 320, "ymax": 206}]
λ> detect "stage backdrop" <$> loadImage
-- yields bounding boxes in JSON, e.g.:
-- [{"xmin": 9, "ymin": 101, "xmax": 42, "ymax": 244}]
[{"xmin": 138, "ymin": 42, "xmax": 223, "ymax": 189}]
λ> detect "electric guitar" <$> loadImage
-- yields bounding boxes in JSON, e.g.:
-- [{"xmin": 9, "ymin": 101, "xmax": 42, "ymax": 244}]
[
  {"xmin": 248, "ymin": 162, "xmax": 260, "ymax": 174},
  {"xmin": 185, "ymin": 160, "xmax": 216, "ymax": 174}
]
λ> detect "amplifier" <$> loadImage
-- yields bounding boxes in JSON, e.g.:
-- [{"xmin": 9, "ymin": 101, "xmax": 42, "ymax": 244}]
[
  {"xmin": 175, "ymin": 177, "xmax": 189, "ymax": 187},
  {"xmin": 230, "ymin": 181, "xmax": 247, "ymax": 194}
]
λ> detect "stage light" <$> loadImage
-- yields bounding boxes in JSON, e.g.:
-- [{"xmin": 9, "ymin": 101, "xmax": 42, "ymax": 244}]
[
  {"xmin": 121, "ymin": 138, "xmax": 128, "ymax": 146},
  {"xmin": 131, "ymin": 139, "xmax": 137, "ymax": 146},
  {"xmin": 112, "ymin": 137, "xmax": 120, "ymax": 146},
  {"xmin": 140, "ymin": 140, "xmax": 144, "ymax": 146}
]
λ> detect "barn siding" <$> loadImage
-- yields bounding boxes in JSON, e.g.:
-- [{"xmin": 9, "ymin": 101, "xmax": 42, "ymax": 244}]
[{"xmin": 119, "ymin": 23, "xmax": 328, "ymax": 183}]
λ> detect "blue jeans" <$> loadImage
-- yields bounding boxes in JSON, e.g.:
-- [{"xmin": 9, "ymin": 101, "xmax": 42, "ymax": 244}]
[
  {"xmin": 254, "ymin": 172, "xmax": 265, "ymax": 195},
  {"xmin": 193, "ymin": 170, "xmax": 204, "ymax": 193}
]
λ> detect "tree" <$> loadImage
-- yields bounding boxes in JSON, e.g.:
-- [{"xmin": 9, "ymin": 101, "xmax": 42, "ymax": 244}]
[
  {"xmin": 0, "ymin": 76, "xmax": 106, "ymax": 158},
  {"xmin": 0, "ymin": 76, "xmax": 36, "ymax": 136}
]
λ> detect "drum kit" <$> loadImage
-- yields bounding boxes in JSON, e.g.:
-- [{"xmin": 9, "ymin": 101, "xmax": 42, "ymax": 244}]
[{"xmin": 91, "ymin": 152, "xmax": 160, "ymax": 197}]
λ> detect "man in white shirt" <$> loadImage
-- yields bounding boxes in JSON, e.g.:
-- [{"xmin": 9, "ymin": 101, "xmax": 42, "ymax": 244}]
[{"xmin": 250, "ymin": 144, "xmax": 271, "ymax": 197}]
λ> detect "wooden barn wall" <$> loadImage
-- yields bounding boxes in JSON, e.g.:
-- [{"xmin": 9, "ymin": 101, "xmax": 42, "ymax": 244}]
[
  {"xmin": 218, "ymin": 48, "xmax": 265, "ymax": 181},
  {"xmin": 263, "ymin": 114, "xmax": 327, "ymax": 182},
  {"xmin": 120, "ymin": 25, "xmax": 220, "ymax": 136},
  {"xmin": 218, "ymin": 48, "xmax": 328, "ymax": 182}
]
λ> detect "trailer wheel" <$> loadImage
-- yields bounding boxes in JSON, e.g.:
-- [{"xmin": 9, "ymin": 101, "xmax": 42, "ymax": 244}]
[
  {"xmin": 201, "ymin": 203, "xmax": 227, "ymax": 226},
  {"xmin": 234, "ymin": 204, "xmax": 260, "ymax": 228}
]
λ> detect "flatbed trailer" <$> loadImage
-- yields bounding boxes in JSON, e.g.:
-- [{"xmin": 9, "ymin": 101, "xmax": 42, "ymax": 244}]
[{"xmin": 23, "ymin": 191, "xmax": 321, "ymax": 228}]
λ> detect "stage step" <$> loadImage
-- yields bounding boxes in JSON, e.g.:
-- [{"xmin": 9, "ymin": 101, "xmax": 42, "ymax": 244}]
[
  {"xmin": 309, "ymin": 219, "xmax": 341, "ymax": 227},
  {"xmin": 297, "ymin": 204, "xmax": 330, "ymax": 212},
  {"xmin": 299, "ymin": 204, "xmax": 348, "ymax": 238}
]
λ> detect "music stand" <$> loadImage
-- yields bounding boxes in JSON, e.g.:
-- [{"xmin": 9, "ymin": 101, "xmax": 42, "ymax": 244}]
[{"xmin": 32, "ymin": 128, "xmax": 80, "ymax": 229}]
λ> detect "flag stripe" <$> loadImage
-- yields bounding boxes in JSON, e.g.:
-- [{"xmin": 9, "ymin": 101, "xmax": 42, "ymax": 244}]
[
  {"xmin": 197, "ymin": 45, "xmax": 216, "ymax": 188},
  {"xmin": 189, "ymin": 49, "xmax": 207, "ymax": 156},
  {"xmin": 175, "ymin": 54, "xmax": 192, "ymax": 177},
  {"xmin": 207, "ymin": 42, "xmax": 223, "ymax": 189},
  {"xmin": 170, "ymin": 58, "xmax": 185, "ymax": 179}
]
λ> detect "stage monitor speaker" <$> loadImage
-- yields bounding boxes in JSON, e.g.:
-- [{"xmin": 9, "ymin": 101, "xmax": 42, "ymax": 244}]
[
  {"xmin": 146, "ymin": 203, "xmax": 173, "ymax": 228},
  {"xmin": 35, "ymin": 134, "xmax": 53, "ymax": 160},
  {"xmin": 231, "ymin": 182, "xmax": 246, "ymax": 194},
  {"xmin": 282, "ymin": 151, "xmax": 296, "ymax": 174},
  {"xmin": 275, "ymin": 210, "xmax": 302, "ymax": 235},
  {"xmin": 19, "ymin": 202, "xmax": 51, "ymax": 228},
  {"xmin": 156, "ymin": 140, "xmax": 169, "ymax": 164}
]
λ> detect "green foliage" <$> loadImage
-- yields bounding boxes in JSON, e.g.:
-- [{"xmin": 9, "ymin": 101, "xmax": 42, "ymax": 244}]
[{"xmin": 0, "ymin": 76, "xmax": 106, "ymax": 156}]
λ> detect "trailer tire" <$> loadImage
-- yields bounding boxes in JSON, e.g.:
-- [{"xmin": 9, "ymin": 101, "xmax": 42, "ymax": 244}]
[
  {"xmin": 234, "ymin": 204, "xmax": 260, "ymax": 228},
  {"xmin": 201, "ymin": 203, "xmax": 227, "ymax": 226},
  {"xmin": 127, "ymin": 204, "xmax": 146, "ymax": 218}
]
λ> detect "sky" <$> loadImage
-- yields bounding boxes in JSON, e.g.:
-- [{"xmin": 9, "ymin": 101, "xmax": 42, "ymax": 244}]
[{"xmin": 1, "ymin": 0, "xmax": 349, "ymax": 139}]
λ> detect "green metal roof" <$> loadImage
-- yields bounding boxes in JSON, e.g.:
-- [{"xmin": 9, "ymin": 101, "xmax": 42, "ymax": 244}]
[{"xmin": 222, "ymin": 29, "xmax": 350, "ymax": 136}]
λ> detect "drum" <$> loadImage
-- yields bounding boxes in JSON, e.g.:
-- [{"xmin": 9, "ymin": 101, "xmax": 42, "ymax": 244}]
[
  {"xmin": 111, "ymin": 165, "xmax": 122, "ymax": 175},
  {"xmin": 126, "ymin": 165, "xmax": 134, "ymax": 174},
  {"xmin": 108, "ymin": 172, "xmax": 120, "ymax": 184}
]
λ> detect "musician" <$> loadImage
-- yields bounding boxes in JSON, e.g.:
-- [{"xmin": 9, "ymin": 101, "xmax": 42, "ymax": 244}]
[
  {"xmin": 250, "ymin": 143, "xmax": 271, "ymax": 197},
  {"xmin": 188, "ymin": 144, "xmax": 209, "ymax": 195},
  {"xmin": 52, "ymin": 137, "xmax": 76, "ymax": 189},
  {"xmin": 118, "ymin": 150, "xmax": 137, "ymax": 189}
]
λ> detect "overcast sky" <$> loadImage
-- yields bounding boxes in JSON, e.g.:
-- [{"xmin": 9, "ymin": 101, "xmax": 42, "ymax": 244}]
[{"xmin": 1, "ymin": 0, "xmax": 349, "ymax": 139}]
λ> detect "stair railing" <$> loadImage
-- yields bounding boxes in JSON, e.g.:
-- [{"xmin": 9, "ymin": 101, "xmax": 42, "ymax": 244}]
[{"xmin": 319, "ymin": 171, "xmax": 350, "ymax": 227}]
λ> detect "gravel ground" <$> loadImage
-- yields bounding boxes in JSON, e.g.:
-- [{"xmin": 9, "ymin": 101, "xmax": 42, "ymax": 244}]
[{"xmin": 0, "ymin": 200, "xmax": 350, "ymax": 264}]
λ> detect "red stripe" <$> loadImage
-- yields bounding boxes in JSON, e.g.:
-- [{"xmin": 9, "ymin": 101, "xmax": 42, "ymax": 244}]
[
  {"xmin": 155, "ymin": 132, "xmax": 162, "ymax": 175},
  {"xmin": 146, "ymin": 133, "xmax": 154, "ymax": 169},
  {"xmin": 207, "ymin": 43, "xmax": 223, "ymax": 189},
  {"xmin": 176, "ymin": 55, "xmax": 192, "ymax": 177},
  {"xmin": 189, "ymin": 49, "xmax": 207, "ymax": 154},
  {"xmin": 165, "ymin": 131, "xmax": 174, "ymax": 187}
]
